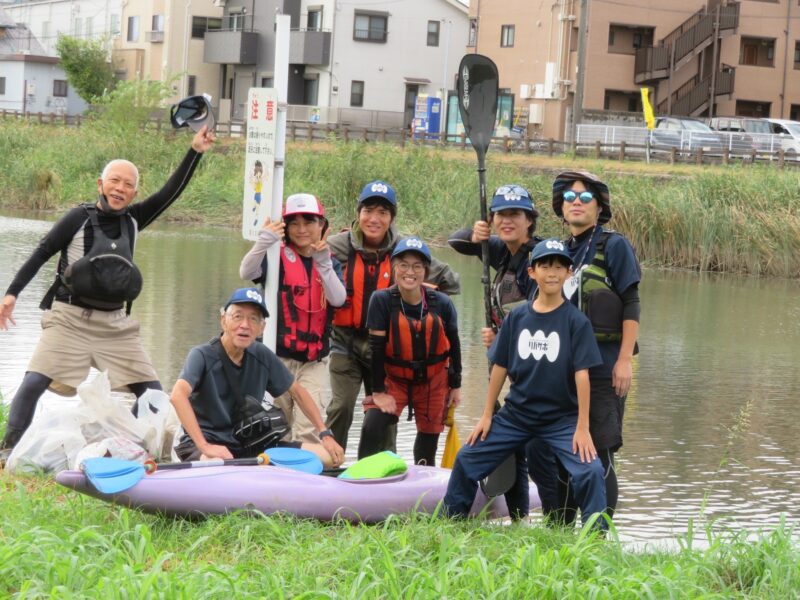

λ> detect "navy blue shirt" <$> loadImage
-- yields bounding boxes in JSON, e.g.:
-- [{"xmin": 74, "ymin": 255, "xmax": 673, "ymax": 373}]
[
  {"xmin": 178, "ymin": 339, "xmax": 295, "ymax": 447},
  {"xmin": 562, "ymin": 227, "xmax": 641, "ymax": 378},
  {"xmin": 488, "ymin": 300, "xmax": 601, "ymax": 428}
]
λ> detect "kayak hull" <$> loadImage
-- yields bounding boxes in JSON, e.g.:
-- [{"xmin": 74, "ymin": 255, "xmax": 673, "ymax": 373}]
[{"xmin": 55, "ymin": 464, "xmax": 540, "ymax": 522}]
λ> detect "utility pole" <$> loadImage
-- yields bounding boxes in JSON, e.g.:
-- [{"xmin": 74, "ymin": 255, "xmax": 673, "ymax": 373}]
[
  {"xmin": 571, "ymin": 0, "xmax": 589, "ymax": 143},
  {"xmin": 709, "ymin": 4, "xmax": 720, "ymax": 119}
]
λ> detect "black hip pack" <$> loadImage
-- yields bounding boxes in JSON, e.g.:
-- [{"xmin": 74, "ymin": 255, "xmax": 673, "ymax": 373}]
[
  {"xmin": 61, "ymin": 207, "xmax": 143, "ymax": 309},
  {"xmin": 213, "ymin": 339, "xmax": 290, "ymax": 453}
]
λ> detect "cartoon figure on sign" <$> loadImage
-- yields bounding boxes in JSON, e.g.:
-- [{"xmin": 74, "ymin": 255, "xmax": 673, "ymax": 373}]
[{"xmin": 251, "ymin": 160, "xmax": 264, "ymax": 226}]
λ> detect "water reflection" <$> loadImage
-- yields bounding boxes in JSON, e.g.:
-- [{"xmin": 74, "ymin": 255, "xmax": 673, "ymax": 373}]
[{"xmin": 1, "ymin": 214, "xmax": 798, "ymax": 540}]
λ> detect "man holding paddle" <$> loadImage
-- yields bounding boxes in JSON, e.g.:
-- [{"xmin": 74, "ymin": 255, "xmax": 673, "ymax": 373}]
[{"xmin": 0, "ymin": 125, "xmax": 215, "ymax": 466}]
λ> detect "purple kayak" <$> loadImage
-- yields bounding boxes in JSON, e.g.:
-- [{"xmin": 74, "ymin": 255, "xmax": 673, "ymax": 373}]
[{"xmin": 56, "ymin": 464, "xmax": 540, "ymax": 522}]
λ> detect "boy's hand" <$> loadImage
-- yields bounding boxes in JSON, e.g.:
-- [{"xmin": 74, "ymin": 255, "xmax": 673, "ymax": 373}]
[
  {"xmin": 200, "ymin": 443, "xmax": 233, "ymax": 460},
  {"xmin": 467, "ymin": 413, "xmax": 493, "ymax": 445},
  {"xmin": 480, "ymin": 327, "xmax": 496, "ymax": 348},
  {"xmin": 572, "ymin": 426, "xmax": 597, "ymax": 463}
]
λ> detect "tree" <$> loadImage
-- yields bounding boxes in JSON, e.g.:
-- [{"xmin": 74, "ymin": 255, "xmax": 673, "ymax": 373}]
[{"xmin": 55, "ymin": 35, "xmax": 116, "ymax": 103}]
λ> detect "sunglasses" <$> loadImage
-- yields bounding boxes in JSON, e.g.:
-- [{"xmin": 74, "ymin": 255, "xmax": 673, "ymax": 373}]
[{"xmin": 562, "ymin": 190, "xmax": 595, "ymax": 204}]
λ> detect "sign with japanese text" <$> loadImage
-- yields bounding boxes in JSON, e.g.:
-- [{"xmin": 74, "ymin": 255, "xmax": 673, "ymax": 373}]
[{"xmin": 242, "ymin": 87, "xmax": 278, "ymax": 241}]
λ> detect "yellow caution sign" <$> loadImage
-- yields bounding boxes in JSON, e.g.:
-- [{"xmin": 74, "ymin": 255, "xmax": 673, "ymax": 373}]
[{"xmin": 641, "ymin": 87, "xmax": 655, "ymax": 130}]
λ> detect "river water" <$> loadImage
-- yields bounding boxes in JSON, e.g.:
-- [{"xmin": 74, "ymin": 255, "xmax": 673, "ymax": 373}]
[{"xmin": 1, "ymin": 213, "xmax": 798, "ymax": 542}]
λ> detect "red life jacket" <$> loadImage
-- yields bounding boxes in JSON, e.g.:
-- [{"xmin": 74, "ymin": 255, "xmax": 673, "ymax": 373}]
[
  {"xmin": 332, "ymin": 245, "xmax": 392, "ymax": 330},
  {"xmin": 385, "ymin": 287, "xmax": 450, "ymax": 382},
  {"xmin": 277, "ymin": 244, "xmax": 328, "ymax": 361}
]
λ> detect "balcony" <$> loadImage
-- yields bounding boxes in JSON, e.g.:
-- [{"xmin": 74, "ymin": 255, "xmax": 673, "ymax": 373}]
[
  {"xmin": 289, "ymin": 29, "xmax": 331, "ymax": 66},
  {"xmin": 203, "ymin": 15, "xmax": 259, "ymax": 65}
]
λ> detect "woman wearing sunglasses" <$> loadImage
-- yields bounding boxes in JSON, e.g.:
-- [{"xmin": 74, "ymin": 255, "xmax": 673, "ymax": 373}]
[
  {"xmin": 526, "ymin": 171, "xmax": 641, "ymax": 526},
  {"xmin": 448, "ymin": 184, "xmax": 543, "ymax": 349}
]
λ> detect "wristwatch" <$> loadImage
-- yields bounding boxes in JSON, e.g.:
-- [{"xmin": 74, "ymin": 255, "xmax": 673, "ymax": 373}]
[{"xmin": 319, "ymin": 428, "xmax": 334, "ymax": 440}]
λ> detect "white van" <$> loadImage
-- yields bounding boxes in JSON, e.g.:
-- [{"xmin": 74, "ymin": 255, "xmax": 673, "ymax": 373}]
[{"xmin": 763, "ymin": 118, "xmax": 800, "ymax": 160}]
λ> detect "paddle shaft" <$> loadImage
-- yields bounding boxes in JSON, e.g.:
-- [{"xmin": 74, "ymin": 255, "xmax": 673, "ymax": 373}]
[{"xmin": 146, "ymin": 456, "xmax": 266, "ymax": 473}]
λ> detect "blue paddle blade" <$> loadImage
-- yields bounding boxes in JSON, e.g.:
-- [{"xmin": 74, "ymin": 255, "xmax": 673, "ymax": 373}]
[
  {"xmin": 82, "ymin": 457, "xmax": 146, "ymax": 494},
  {"xmin": 264, "ymin": 447, "xmax": 323, "ymax": 475}
]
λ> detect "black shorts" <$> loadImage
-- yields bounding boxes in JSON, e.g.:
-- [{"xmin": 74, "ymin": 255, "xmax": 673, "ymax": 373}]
[
  {"xmin": 174, "ymin": 437, "xmax": 302, "ymax": 462},
  {"xmin": 588, "ymin": 378, "xmax": 625, "ymax": 452}
]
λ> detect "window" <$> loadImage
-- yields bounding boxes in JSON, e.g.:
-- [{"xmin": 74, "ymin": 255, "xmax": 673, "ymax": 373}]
[
  {"xmin": 151, "ymin": 15, "xmax": 164, "ymax": 32},
  {"xmin": 192, "ymin": 16, "xmax": 222, "ymax": 39},
  {"xmin": 110, "ymin": 14, "xmax": 120, "ymax": 36},
  {"xmin": 795, "ymin": 41, "xmax": 800, "ymax": 68},
  {"xmin": 261, "ymin": 77, "xmax": 274, "ymax": 87},
  {"xmin": 304, "ymin": 77, "xmax": 319, "ymax": 105},
  {"xmin": 127, "ymin": 16, "xmax": 139, "ymax": 42},
  {"xmin": 740, "ymin": 37, "xmax": 775, "ymax": 67},
  {"xmin": 53, "ymin": 80, "xmax": 68, "ymax": 97},
  {"xmin": 0, "ymin": 77, "xmax": 6, "ymax": 95},
  {"xmin": 307, "ymin": 8, "xmax": 322, "ymax": 31},
  {"xmin": 468, "ymin": 18, "xmax": 477, "ymax": 47},
  {"xmin": 608, "ymin": 28, "xmax": 615, "ymax": 46},
  {"xmin": 187, "ymin": 75, "xmax": 196, "ymax": 97},
  {"xmin": 350, "ymin": 80, "xmax": 364, "ymax": 107},
  {"xmin": 608, "ymin": 25, "xmax": 653, "ymax": 55},
  {"xmin": 427, "ymin": 20, "xmax": 440, "ymax": 47},
  {"xmin": 354, "ymin": 12, "xmax": 387, "ymax": 43},
  {"xmin": 632, "ymin": 33, "xmax": 643, "ymax": 49},
  {"xmin": 501, "ymin": 25, "xmax": 515, "ymax": 48}
]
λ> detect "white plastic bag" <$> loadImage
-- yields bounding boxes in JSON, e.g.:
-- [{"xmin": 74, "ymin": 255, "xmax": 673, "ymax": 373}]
[{"xmin": 7, "ymin": 371, "xmax": 175, "ymax": 473}]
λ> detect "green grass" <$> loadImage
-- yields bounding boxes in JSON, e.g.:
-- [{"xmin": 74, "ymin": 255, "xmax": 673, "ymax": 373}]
[
  {"xmin": 1, "ymin": 119, "xmax": 799, "ymax": 277},
  {"xmin": 0, "ymin": 474, "xmax": 798, "ymax": 598}
]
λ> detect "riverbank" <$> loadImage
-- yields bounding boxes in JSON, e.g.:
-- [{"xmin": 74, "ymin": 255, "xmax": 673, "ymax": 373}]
[
  {"xmin": 1, "ymin": 120, "xmax": 798, "ymax": 277},
  {"xmin": 0, "ymin": 471, "xmax": 797, "ymax": 598}
]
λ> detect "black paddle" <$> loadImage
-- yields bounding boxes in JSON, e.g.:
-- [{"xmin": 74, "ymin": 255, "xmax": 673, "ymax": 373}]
[{"xmin": 457, "ymin": 54, "xmax": 517, "ymax": 498}]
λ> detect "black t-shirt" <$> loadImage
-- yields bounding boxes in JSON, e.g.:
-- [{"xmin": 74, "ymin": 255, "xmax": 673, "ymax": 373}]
[{"xmin": 177, "ymin": 340, "xmax": 295, "ymax": 447}]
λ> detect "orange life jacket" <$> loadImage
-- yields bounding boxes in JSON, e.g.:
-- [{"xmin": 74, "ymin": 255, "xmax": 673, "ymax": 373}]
[
  {"xmin": 332, "ymin": 246, "xmax": 392, "ymax": 330},
  {"xmin": 277, "ymin": 244, "xmax": 329, "ymax": 361},
  {"xmin": 385, "ymin": 287, "xmax": 450, "ymax": 382}
]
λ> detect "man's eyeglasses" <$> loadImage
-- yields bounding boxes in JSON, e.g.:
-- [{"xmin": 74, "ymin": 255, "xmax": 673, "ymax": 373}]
[
  {"xmin": 395, "ymin": 262, "xmax": 426, "ymax": 274},
  {"xmin": 227, "ymin": 313, "xmax": 264, "ymax": 326},
  {"xmin": 562, "ymin": 190, "xmax": 595, "ymax": 204}
]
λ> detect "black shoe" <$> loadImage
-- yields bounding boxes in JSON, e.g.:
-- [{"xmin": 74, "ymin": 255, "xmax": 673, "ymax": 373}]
[{"xmin": 0, "ymin": 427, "xmax": 24, "ymax": 469}]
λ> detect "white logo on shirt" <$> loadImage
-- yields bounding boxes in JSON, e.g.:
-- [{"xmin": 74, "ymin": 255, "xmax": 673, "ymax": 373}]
[{"xmin": 517, "ymin": 329, "xmax": 560, "ymax": 362}]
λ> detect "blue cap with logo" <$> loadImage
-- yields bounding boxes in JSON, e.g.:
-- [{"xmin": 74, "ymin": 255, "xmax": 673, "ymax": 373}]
[
  {"xmin": 224, "ymin": 287, "xmax": 269, "ymax": 317},
  {"xmin": 529, "ymin": 238, "xmax": 572, "ymax": 266},
  {"xmin": 490, "ymin": 184, "xmax": 539, "ymax": 216},
  {"xmin": 358, "ymin": 180, "xmax": 397, "ymax": 208},
  {"xmin": 391, "ymin": 237, "xmax": 432, "ymax": 264}
]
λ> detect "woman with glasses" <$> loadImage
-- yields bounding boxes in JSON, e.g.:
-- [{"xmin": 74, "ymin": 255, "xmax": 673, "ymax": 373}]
[
  {"xmin": 527, "ymin": 171, "xmax": 641, "ymax": 525},
  {"xmin": 357, "ymin": 237, "xmax": 462, "ymax": 466},
  {"xmin": 448, "ymin": 184, "xmax": 543, "ymax": 349}
]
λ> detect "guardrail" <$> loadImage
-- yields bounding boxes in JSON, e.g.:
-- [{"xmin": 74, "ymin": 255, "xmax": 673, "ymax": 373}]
[{"xmin": 3, "ymin": 110, "xmax": 797, "ymax": 168}]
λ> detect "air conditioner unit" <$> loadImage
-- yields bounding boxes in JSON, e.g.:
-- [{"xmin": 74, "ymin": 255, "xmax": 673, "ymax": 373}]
[
  {"xmin": 213, "ymin": 0, "xmax": 227, "ymax": 6},
  {"xmin": 532, "ymin": 83, "xmax": 546, "ymax": 99},
  {"xmin": 26, "ymin": 83, "xmax": 36, "ymax": 95},
  {"xmin": 519, "ymin": 84, "xmax": 532, "ymax": 99},
  {"xmin": 529, "ymin": 103, "xmax": 543, "ymax": 125}
]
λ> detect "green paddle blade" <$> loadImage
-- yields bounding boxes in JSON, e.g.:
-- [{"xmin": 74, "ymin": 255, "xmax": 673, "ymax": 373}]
[{"xmin": 81, "ymin": 457, "xmax": 146, "ymax": 494}]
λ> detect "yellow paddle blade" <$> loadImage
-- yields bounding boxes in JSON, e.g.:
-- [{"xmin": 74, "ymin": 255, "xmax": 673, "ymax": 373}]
[{"xmin": 441, "ymin": 421, "xmax": 461, "ymax": 469}]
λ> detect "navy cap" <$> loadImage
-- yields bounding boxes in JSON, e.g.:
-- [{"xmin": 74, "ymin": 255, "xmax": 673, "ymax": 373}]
[
  {"xmin": 529, "ymin": 238, "xmax": 572, "ymax": 266},
  {"xmin": 224, "ymin": 287, "xmax": 268, "ymax": 317},
  {"xmin": 358, "ymin": 180, "xmax": 397, "ymax": 207},
  {"xmin": 391, "ymin": 237, "xmax": 432, "ymax": 264},
  {"xmin": 490, "ymin": 184, "xmax": 539, "ymax": 216}
]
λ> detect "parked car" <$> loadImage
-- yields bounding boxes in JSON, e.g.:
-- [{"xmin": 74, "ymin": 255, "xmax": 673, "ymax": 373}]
[
  {"xmin": 651, "ymin": 117, "xmax": 724, "ymax": 154},
  {"xmin": 708, "ymin": 116, "xmax": 767, "ymax": 154},
  {"xmin": 763, "ymin": 118, "xmax": 800, "ymax": 160}
]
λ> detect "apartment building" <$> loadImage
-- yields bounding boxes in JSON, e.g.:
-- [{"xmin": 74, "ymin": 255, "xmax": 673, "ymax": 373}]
[
  {"xmin": 470, "ymin": 0, "xmax": 800, "ymax": 139},
  {"xmin": 114, "ymin": 0, "xmax": 222, "ymax": 104},
  {"xmin": 204, "ymin": 0, "xmax": 468, "ymax": 126},
  {"xmin": 0, "ymin": 7, "xmax": 86, "ymax": 114},
  {"xmin": 0, "ymin": 0, "xmax": 122, "ymax": 56}
]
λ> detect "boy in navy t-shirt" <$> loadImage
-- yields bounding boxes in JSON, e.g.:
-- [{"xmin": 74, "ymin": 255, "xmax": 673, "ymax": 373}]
[{"xmin": 443, "ymin": 239, "xmax": 607, "ymax": 528}]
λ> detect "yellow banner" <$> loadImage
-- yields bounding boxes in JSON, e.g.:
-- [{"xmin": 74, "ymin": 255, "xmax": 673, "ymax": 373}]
[{"xmin": 641, "ymin": 87, "xmax": 655, "ymax": 130}]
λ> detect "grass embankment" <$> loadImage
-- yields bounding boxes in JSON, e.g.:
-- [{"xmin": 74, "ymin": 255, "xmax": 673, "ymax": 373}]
[
  {"xmin": 0, "ymin": 472, "xmax": 797, "ymax": 598},
  {"xmin": 1, "ymin": 119, "xmax": 799, "ymax": 277}
]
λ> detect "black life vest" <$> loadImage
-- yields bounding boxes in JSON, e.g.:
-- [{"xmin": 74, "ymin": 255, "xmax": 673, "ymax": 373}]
[
  {"xmin": 59, "ymin": 206, "xmax": 143, "ymax": 310},
  {"xmin": 384, "ymin": 287, "xmax": 450, "ymax": 383},
  {"xmin": 574, "ymin": 232, "xmax": 623, "ymax": 342},
  {"xmin": 491, "ymin": 238, "xmax": 538, "ymax": 327}
]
